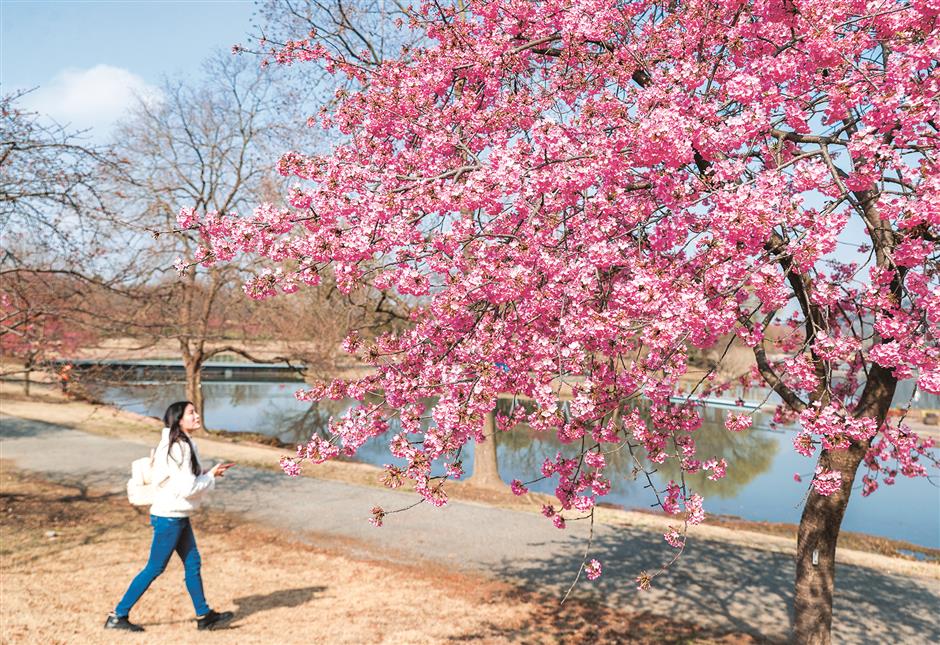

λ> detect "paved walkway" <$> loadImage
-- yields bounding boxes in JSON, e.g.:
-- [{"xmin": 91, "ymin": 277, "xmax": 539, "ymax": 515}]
[{"xmin": 2, "ymin": 413, "xmax": 938, "ymax": 643}]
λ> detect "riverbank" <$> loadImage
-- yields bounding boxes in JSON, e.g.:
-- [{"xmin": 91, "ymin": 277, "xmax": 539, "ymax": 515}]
[{"xmin": 2, "ymin": 380, "xmax": 937, "ymax": 574}]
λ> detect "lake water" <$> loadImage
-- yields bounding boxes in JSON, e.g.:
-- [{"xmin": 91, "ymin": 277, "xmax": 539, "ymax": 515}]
[{"xmin": 85, "ymin": 379, "xmax": 940, "ymax": 549}]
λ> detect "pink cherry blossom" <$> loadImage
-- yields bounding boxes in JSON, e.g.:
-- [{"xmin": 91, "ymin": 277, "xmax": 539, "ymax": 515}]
[
  {"xmin": 584, "ymin": 450, "xmax": 606, "ymax": 469},
  {"xmin": 369, "ymin": 506, "xmax": 385, "ymax": 528},
  {"xmin": 703, "ymin": 458, "xmax": 728, "ymax": 481},
  {"xmin": 664, "ymin": 528, "xmax": 685, "ymax": 549},
  {"xmin": 724, "ymin": 414, "xmax": 752, "ymax": 433},
  {"xmin": 811, "ymin": 468, "xmax": 844, "ymax": 497},
  {"xmin": 279, "ymin": 456, "xmax": 302, "ymax": 477},
  {"xmin": 685, "ymin": 494, "xmax": 706, "ymax": 526},
  {"xmin": 190, "ymin": 0, "xmax": 939, "ymax": 611},
  {"xmin": 510, "ymin": 479, "xmax": 529, "ymax": 496},
  {"xmin": 585, "ymin": 559, "xmax": 602, "ymax": 581}
]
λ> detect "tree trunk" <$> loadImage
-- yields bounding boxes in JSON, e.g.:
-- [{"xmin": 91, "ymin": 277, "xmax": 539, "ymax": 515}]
[
  {"xmin": 792, "ymin": 443, "xmax": 867, "ymax": 643},
  {"xmin": 468, "ymin": 410, "xmax": 502, "ymax": 488},
  {"xmin": 793, "ymin": 367, "xmax": 895, "ymax": 644},
  {"xmin": 183, "ymin": 358, "xmax": 205, "ymax": 425},
  {"xmin": 23, "ymin": 367, "xmax": 30, "ymax": 397}
]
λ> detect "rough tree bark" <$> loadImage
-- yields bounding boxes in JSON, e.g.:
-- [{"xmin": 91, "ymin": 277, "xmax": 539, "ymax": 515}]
[
  {"xmin": 184, "ymin": 361, "xmax": 204, "ymax": 422},
  {"xmin": 793, "ymin": 365, "xmax": 897, "ymax": 643},
  {"xmin": 181, "ymin": 342, "xmax": 205, "ymax": 423}
]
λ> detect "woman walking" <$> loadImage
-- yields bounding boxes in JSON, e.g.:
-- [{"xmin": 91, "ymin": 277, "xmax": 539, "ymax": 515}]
[{"xmin": 105, "ymin": 401, "xmax": 235, "ymax": 632}]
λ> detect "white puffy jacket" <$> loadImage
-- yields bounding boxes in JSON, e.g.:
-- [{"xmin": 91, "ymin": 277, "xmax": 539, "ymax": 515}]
[{"xmin": 149, "ymin": 427, "xmax": 215, "ymax": 518}]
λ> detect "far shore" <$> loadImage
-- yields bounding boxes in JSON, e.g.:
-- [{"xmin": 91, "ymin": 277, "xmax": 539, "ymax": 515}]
[
  {"xmin": 27, "ymin": 338, "xmax": 940, "ymax": 437},
  {"xmin": 1, "ymin": 377, "xmax": 937, "ymax": 580}
]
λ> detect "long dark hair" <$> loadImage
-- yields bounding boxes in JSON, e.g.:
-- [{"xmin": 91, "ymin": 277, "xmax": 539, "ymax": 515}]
[{"xmin": 163, "ymin": 401, "xmax": 200, "ymax": 476}]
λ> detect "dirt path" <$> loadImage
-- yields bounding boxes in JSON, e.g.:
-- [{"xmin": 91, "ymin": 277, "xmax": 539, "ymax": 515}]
[{"xmin": 1, "ymin": 388, "xmax": 939, "ymax": 643}]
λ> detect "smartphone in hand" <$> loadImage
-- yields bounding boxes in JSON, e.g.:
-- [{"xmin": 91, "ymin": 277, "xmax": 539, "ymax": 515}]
[{"xmin": 212, "ymin": 462, "xmax": 236, "ymax": 477}]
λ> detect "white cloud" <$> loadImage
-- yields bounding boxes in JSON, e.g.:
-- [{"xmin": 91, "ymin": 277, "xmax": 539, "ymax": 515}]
[{"xmin": 20, "ymin": 65, "xmax": 161, "ymax": 138}]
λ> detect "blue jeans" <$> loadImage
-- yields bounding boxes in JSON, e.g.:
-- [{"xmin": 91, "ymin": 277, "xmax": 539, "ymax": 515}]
[{"xmin": 115, "ymin": 515, "xmax": 210, "ymax": 617}]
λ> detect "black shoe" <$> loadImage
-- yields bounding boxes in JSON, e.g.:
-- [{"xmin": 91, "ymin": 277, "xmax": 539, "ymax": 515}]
[
  {"xmin": 104, "ymin": 613, "xmax": 144, "ymax": 632},
  {"xmin": 196, "ymin": 609, "xmax": 234, "ymax": 631}
]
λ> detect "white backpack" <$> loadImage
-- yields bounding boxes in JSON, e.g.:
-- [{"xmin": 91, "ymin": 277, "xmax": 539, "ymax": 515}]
[{"xmin": 127, "ymin": 450, "xmax": 157, "ymax": 506}]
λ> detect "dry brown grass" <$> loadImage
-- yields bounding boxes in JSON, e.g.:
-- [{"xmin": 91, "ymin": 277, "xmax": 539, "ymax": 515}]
[{"xmin": 0, "ymin": 466, "xmax": 754, "ymax": 645}]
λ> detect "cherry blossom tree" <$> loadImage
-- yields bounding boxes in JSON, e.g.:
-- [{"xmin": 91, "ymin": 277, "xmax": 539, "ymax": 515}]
[
  {"xmin": 189, "ymin": 2, "xmax": 939, "ymax": 642},
  {"xmin": 0, "ymin": 280, "xmax": 90, "ymax": 395}
]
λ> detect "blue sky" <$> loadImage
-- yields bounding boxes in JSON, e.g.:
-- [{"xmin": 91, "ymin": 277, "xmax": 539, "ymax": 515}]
[{"xmin": 1, "ymin": 0, "xmax": 257, "ymax": 136}]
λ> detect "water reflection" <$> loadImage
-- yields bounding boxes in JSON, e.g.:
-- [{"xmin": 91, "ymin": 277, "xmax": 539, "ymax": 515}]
[
  {"xmin": 488, "ymin": 400, "xmax": 777, "ymax": 500},
  {"xmin": 491, "ymin": 420, "xmax": 774, "ymax": 506},
  {"xmin": 228, "ymin": 382, "xmax": 268, "ymax": 408},
  {"xmin": 653, "ymin": 407, "xmax": 778, "ymax": 500},
  {"xmin": 82, "ymin": 378, "xmax": 939, "ymax": 548}
]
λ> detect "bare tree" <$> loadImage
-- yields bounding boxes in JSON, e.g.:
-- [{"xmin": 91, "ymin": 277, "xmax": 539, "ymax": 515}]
[
  {"xmin": 1, "ymin": 91, "xmax": 113, "ymax": 254},
  {"xmin": 106, "ymin": 52, "xmax": 304, "ymax": 422},
  {"xmin": 0, "ymin": 91, "xmax": 133, "ymax": 391},
  {"xmin": 252, "ymin": 273, "xmax": 411, "ymax": 370},
  {"xmin": 248, "ymin": 0, "xmax": 419, "ymax": 115},
  {"xmin": 257, "ymin": 0, "xmax": 413, "ymax": 67}
]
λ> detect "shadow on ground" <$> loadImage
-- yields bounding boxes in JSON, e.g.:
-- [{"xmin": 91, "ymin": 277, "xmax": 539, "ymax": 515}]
[
  {"xmin": 492, "ymin": 527, "xmax": 939, "ymax": 644},
  {"xmin": 233, "ymin": 586, "xmax": 326, "ymax": 622},
  {"xmin": 0, "ymin": 416, "xmax": 73, "ymax": 439}
]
